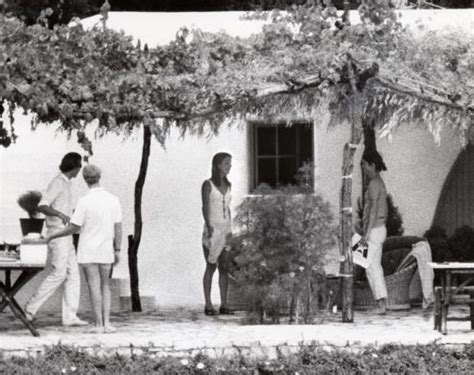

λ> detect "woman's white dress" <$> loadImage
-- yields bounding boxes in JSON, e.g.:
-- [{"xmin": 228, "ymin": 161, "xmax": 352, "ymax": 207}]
[{"xmin": 202, "ymin": 180, "xmax": 232, "ymax": 264}]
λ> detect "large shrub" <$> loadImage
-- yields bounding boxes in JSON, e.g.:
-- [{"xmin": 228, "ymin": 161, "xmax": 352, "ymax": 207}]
[
  {"xmin": 423, "ymin": 225, "xmax": 453, "ymax": 262},
  {"xmin": 424, "ymin": 225, "xmax": 474, "ymax": 263},
  {"xmin": 386, "ymin": 194, "xmax": 404, "ymax": 237},
  {"xmin": 448, "ymin": 225, "xmax": 474, "ymax": 262},
  {"xmin": 231, "ymin": 184, "xmax": 337, "ymax": 324}
]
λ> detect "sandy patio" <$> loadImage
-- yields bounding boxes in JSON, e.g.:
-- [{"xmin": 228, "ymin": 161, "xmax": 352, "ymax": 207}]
[{"xmin": 0, "ymin": 306, "xmax": 472, "ymax": 359}]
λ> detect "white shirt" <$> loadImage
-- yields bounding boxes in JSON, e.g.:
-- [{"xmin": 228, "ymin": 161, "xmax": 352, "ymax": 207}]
[
  {"xmin": 71, "ymin": 187, "xmax": 122, "ymax": 264},
  {"xmin": 40, "ymin": 173, "xmax": 73, "ymax": 229}
]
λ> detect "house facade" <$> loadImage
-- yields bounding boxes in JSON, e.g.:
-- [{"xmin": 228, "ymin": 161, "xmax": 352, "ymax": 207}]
[{"xmin": 0, "ymin": 9, "xmax": 472, "ymax": 308}]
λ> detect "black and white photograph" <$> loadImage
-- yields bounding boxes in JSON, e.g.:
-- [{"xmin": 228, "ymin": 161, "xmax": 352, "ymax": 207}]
[{"xmin": 0, "ymin": 0, "xmax": 473, "ymax": 373}]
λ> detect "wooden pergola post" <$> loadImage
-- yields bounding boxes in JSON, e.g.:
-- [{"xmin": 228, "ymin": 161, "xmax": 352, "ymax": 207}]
[{"xmin": 339, "ymin": 61, "xmax": 364, "ymax": 323}]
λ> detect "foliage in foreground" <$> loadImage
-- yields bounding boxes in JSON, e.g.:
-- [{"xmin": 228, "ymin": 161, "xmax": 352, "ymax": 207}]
[{"xmin": 0, "ymin": 342, "xmax": 472, "ymax": 374}]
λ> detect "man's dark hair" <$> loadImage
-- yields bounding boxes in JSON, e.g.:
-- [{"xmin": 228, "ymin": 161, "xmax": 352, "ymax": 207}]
[
  {"xmin": 59, "ymin": 152, "xmax": 82, "ymax": 173},
  {"xmin": 362, "ymin": 150, "xmax": 387, "ymax": 172}
]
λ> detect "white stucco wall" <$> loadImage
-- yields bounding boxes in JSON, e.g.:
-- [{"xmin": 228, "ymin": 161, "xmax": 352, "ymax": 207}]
[
  {"xmin": 314, "ymin": 118, "xmax": 462, "ymax": 238},
  {"xmin": 1, "ymin": 9, "xmax": 471, "ymax": 308},
  {"xmin": 0, "ymin": 110, "xmax": 462, "ymax": 306},
  {"xmin": 0, "ymin": 112, "xmax": 251, "ymax": 306}
]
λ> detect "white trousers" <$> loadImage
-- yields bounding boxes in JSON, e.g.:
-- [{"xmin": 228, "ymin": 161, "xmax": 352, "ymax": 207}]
[
  {"xmin": 25, "ymin": 233, "xmax": 80, "ymax": 323},
  {"xmin": 366, "ymin": 226, "xmax": 388, "ymax": 300}
]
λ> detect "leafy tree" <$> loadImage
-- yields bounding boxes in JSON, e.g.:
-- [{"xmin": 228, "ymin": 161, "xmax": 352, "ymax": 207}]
[
  {"xmin": 1, "ymin": 0, "xmax": 472, "ymax": 317},
  {"xmin": 2, "ymin": 0, "xmax": 98, "ymax": 27}
]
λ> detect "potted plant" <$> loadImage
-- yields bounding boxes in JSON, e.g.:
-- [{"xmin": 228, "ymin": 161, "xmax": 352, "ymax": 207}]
[
  {"xmin": 230, "ymin": 183, "xmax": 338, "ymax": 324},
  {"xmin": 17, "ymin": 190, "xmax": 44, "ymax": 235}
]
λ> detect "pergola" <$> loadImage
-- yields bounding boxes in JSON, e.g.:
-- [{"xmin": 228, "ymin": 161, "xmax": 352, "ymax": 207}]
[{"xmin": 1, "ymin": 1, "xmax": 472, "ymax": 318}]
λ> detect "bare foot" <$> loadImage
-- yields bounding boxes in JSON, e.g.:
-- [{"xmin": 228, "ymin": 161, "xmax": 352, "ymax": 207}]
[
  {"xmin": 90, "ymin": 325, "xmax": 104, "ymax": 334},
  {"xmin": 372, "ymin": 306, "xmax": 386, "ymax": 315},
  {"xmin": 104, "ymin": 325, "xmax": 117, "ymax": 333}
]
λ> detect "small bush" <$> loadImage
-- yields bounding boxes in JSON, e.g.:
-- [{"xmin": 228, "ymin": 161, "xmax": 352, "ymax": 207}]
[
  {"xmin": 386, "ymin": 194, "xmax": 404, "ymax": 237},
  {"xmin": 424, "ymin": 225, "xmax": 453, "ymax": 262},
  {"xmin": 231, "ymin": 184, "xmax": 337, "ymax": 324},
  {"xmin": 425, "ymin": 225, "xmax": 474, "ymax": 263},
  {"xmin": 448, "ymin": 225, "xmax": 474, "ymax": 262}
]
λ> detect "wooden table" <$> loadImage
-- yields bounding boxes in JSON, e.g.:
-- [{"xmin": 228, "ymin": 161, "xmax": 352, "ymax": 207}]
[
  {"xmin": 0, "ymin": 261, "xmax": 45, "ymax": 337},
  {"xmin": 429, "ymin": 262, "xmax": 474, "ymax": 335}
]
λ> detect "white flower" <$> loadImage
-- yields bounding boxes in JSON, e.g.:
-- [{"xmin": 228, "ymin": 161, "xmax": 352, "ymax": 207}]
[
  {"xmin": 289, "ymin": 272, "xmax": 295, "ymax": 278},
  {"xmin": 264, "ymin": 361, "xmax": 271, "ymax": 366},
  {"xmin": 70, "ymin": 366, "xmax": 77, "ymax": 372},
  {"xmin": 196, "ymin": 362, "xmax": 205, "ymax": 369},
  {"xmin": 298, "ymin": 266, "xmax": 305, "ymax": 272},
  {"xmin": 61, "ymin": 370, "xmax": 67, "ymax": 374},
  {"xmin": 371, "ymin": 353, "xmax": 378, "ymax": 358},
  {"xmin": 180, "ymin": 359, "xmax": 189, "ymax": 366}
]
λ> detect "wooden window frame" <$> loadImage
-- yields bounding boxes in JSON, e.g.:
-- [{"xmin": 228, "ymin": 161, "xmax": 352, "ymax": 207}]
[{"xmin": 248, "ymin": 120, "xmax": 314, "ymax": 192}]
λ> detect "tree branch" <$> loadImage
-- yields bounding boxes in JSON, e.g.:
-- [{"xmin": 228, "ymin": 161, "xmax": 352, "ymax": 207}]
[{"xmin": 373, "ymin": 77, "xmax": 474, "ymax": 113}]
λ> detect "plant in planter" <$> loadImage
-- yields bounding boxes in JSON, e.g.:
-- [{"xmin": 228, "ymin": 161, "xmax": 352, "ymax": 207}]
[
  {"xmin": 230, "ymin": 183, "xmax": 337, "ymax": 324},
  {"xmin": 17, "ymin": 190, "xmax": 44, "ymax": 235}
]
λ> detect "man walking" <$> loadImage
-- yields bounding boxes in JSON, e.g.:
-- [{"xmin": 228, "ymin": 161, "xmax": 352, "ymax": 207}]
[{"xmin": 25, "ymin": 152, "xmax": 88, "ymax": 326}]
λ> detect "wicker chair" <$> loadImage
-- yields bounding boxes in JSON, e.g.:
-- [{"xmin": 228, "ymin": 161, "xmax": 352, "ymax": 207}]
[{"xmin": 354, "ymin": 236, "xmax": 425, "ymax": 310}]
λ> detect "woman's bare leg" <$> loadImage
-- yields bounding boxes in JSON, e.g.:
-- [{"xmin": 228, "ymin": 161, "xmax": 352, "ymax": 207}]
[
  {"xmin": 203, "ymin": 263, "xmax": 217, "ymax": 310},
  {"xmin": 82, "ymin": 264, "xmax": 103, "ymax": 327},
  {"xmin": 99, "ymin": 264, "xmax": 113, "ymax": 329}
]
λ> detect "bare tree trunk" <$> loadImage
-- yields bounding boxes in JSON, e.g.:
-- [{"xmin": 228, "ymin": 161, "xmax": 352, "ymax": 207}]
[{"xmin": 128, "ymin": 125, "xmax": 152, "ymax": 312}]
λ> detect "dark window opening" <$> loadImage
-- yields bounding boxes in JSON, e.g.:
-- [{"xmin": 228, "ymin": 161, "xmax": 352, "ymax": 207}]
[{"xmin": 251, "ymin": 121, "xmax": 314, "ymax": 191}]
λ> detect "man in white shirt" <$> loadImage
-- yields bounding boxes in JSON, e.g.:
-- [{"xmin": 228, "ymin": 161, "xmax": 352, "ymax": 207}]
[
  {"xmin": 46, "ymin": 164, "xmax": 122, "ymax": 333},
  {"xmin": 25, "ymin": 152, "xmax": 88, "ymax": 326}
]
